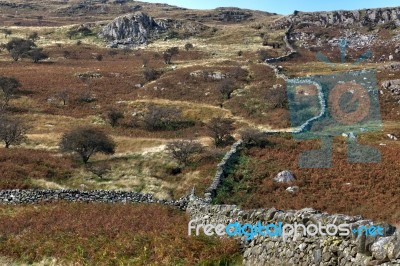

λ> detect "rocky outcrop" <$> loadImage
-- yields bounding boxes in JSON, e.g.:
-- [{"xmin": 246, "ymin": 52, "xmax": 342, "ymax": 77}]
[
  {"xmin": 99, "ymin": 11, "xmax": 209, "ymax": 48},
  {"xmin": 275, "ymin": 7, "xmax": 400, "ymax": 29},
  {"xmin": 382, "ymin": 79, "xmax": 400, "ymax": 104},
  {"xmin": 99, "ymin": 12, "xmax": 165, "ymax": 48}
]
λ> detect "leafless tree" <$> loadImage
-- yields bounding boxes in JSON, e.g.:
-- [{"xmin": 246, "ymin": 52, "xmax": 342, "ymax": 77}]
[
  {"xmin": 218, "ymin": 78, "xmax": 236, "ymax": 100},
  {"xmin": 59, "ymin": 126, "xmax": 116, "ymax": 164},
  {"xmin": 106, "ymin": 109, "xmax": 124, "ymax": 128},
  {"xmin": 240, "ymin": 128, "xmax": 270, "ymax": 148},
  {"xmin": 265, "ymin": 86, "xmax": 288, "ymax": 109},
  {"xmin": 0, "ymin": 115, "xmax": 28, "ymax": 148},
  {"xmin": 57, "ymin": 89, "xmax": 69, "ymax": 106},
  {"xmin": 163, "ymin": 47, "xmax": 179, "ymax": 64},
  {"xmin": 143, "ymin": 105, "xmax": 184, "ymax": 131},
  {"xmin": 166, "ymin": 139, "xmax": 203, "ymax": 167},
  {"xmin": 0, "ymin": 76, "xmax": 21, "ymax": 110},
  {"xmin": 207, "ymin": 117, "xmax": 235, "ymax": 147},
  {"xmin": 143, "ymin": 68, "xmax": 159, "ymax": 82}
]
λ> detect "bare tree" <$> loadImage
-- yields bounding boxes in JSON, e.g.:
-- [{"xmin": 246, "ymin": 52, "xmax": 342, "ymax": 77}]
[
  {"xmin": 56, "ymin": 89, "xmax": 69, "ymax": 106},
  {"xmin": 240, "ymin": 128, "xmax": 270, "ymax": 148},
  {"xmin": 106, "ymin": 109, "xmax": 124, "ymax": 128},
  {"xmin": 59, "ymin": 126, "xmax": 116, "ymax": 164},
  {"xmin": 207, "ymin": 117, "xmax": 235, "ymax": 147},
  {"xmin": 265, "ymin": 86, "xmax": 288, "ymax": 109},
  {"xmin": 166, "ymin": 140, "xmax": 203, "ymax": 167},
  {"xmin": 163, "ymin": 47, "xmax": 179, "ymax": 64},
  {"xmin": 144, "ymin": 105, "xmax": 183, "ymax": 131},
  {"xmin": 0, "ymin": 115, "xmax": 27, "ymax": 148},
  {"xmin": 0, "ymin": 76, "xmax": 21, "ymax": 110},
  {"xmin": 218, "ymin": 78, "xmax": 235, "ymax": 100},
  {"xmin": 143, "ymin": 68, "xmax": 159, "ymax": 82}
]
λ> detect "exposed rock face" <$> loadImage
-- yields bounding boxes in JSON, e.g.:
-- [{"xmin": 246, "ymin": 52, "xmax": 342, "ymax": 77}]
[
  {"xmin": 382, "ymin": 79, "xmax": 400, "ymax": 104},
  {"xmin": 275, "ymin": 7, "xmax": 400, "ymax": 29},
  {"xmin": 216, "ymin": 9, "xmax": 253, "ymax": 22},
  {"xmin": 100, "ymin": 11, "xmax": 209, "ymax": 48},
  {"xmin": 274, "ymin": 170, "xmax": 296, "ymax": 183},
  {"xmin": 100, "ymin": 12, "xmax": 165, "ymax": 48}
]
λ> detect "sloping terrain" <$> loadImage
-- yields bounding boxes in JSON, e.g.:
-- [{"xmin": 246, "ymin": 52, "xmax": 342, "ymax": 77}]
[{"xmin": 0, "ymin": 1, "xmax": 400, "ymax": 264}]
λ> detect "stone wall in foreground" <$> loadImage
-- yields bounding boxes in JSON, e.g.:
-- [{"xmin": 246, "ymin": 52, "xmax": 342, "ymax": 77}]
[
  {"xmin": 186, "ymin": 200, "xmax": 400, "ymax": 266},
  {"xmin": 0, "ymin": 189, "xmax": 187, "ymax": 209}
]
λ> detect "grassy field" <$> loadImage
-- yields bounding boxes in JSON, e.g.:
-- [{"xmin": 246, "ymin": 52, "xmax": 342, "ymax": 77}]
[{"xmin": 0, "ymin": 203, "xmax": 242, "ymax": 265}]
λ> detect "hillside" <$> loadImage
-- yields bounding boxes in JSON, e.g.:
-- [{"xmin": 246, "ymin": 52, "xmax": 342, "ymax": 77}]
[{"xmin": 0, "ymin": 1, "xmax": 400, "ymax": 265}]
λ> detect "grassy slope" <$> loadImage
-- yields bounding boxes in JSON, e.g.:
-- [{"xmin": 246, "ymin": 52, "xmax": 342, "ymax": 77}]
[{"xmin": 0, "ymin": 203, "xmax": 242, "ymax": 265}]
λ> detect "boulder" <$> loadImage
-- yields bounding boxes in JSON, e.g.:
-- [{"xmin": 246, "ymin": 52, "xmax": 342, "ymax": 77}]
[
  {"xmin": 274, "ymin": 170, "xmax": 295, "ymax": 183},
  {"xmin": 371, "ymin": 237, "xmax": 391, "ymax": 261},
  {"xmin": 286, "ymin": 186, "xmax": 299, "ymax": 193}
]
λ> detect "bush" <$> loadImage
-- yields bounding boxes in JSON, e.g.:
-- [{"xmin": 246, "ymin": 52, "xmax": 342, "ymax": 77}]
[
  {"xmin": 27, "ymin": 48, "xmax": 48, "ymax": 63},
  {"xmin": 78, "ymin": 91, "xmax": 96, "ymax": 103},
  {"xmin": 87, "ymin": 162, "xmax": 111, "ymax": 179},
  {"xmin": 28, "ymin": 32, "xmax": 39, "ymax": 41},
  {"xmin": 0, "ymin": 76, "xmax": 21, "ymax": 109},
  {"xmin": 95, "ymin": 54, "xmax": 103, "ymax": 61},
  {"xmin": 240, "ymin": 128, "xmax": 270, "ymax": 148},
  {"xmin": 5, "ymin": 38, "xmax": 36, "ymax": 61},
  {"xmin": 143, "ymin": 68, "xmax": 160, "ymax": 82},
  {"xmin": 106, "ymin": 109, "xmax": 124, "ymax": 127},
  {"xmin": 218, "ymin": 78, "xmax": 235, "ymax": 100},
  {"xmin": 184, "ymin": 43, "xmax": 194, "ymax": 51},
  {"xmin": 257, "ymin": 49, "xmax": 270, "ymax": 61}
]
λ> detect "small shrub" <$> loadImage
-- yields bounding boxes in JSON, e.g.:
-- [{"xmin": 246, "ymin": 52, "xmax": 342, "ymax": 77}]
[
  {"xmin": 143, "ymin": 68, "xmax": 160, "ymax": 82},
  {"xmin": 184, "ymin": 43, "xmax": 194, "ymax": 51},
  {"xmin": 240, "ymin": 128, "xmax": 270, "ymax": 148},
  {"xmin": 87, "ymin": 162, "xmax": 111, "ymax": 179}
]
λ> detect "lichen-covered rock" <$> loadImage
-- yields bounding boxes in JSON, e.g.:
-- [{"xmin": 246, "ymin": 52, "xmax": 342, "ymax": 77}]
[
  {"xmin": 371, "ymin": 237, "xmax": 392, "ymax": 261},
  {"xmin": 274, "ymin": 170, "xmax": 296, "ymax": 183},
  {"xmin": 275, "ymin": 7, "xmax": 400, "ymax": 29},
  {"xmin": 99, "ymin": 12, "xmax": 165, "ymax": 48}
]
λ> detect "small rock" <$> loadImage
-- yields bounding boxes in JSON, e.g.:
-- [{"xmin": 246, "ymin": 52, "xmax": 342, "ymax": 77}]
[{"xmin": 274, "ymin": 170, "xmax": 295, "ymax": 183}]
